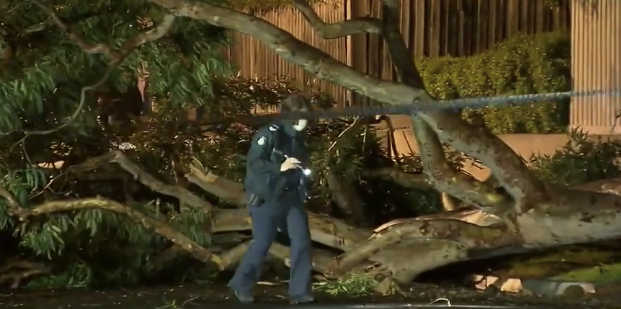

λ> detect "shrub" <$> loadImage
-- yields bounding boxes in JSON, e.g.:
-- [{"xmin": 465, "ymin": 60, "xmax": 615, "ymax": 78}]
[
  {"xmin": 530, "ymin": 129, "xmax": 621, "ymax": 185},
  {"xmin": 417, "ymin": 31, "xmax": 571, "ymax": 134}
]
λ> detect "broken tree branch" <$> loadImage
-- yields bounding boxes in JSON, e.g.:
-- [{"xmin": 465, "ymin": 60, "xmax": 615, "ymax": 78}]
[
  {"xmin": 0, "ymin": 185, "xmax": 23, "ymax": 215},
  {"xmin": 571, "ymin": 176, "xmax": 621, "ymax": 195},
  {"xmin": 330, "ymin": 218, "xmax": 513, "ymax": 275},
  {"xmin": 190, "ymin": 171, "xmax": 373, "ymax": 250},
  {"xmin": 155, "ymin": 171, "xmax": 621, "ymax": 281},
  {"xmin": 0, "ymin": 185, "xmax": 223, "ymax": 269},
  {"xmin": 68, "ymin": 151, "xmax": 214, "ymax": 211},
  {"xmin": 376, "ymin": 209, "xmax": 501, "ymax": 229},
  {"xmin": 110, "ymin": 151, "xmax": 213, "ymax": 211},
  {"xmin": 327, "ymin": 117, "xmax": 361, "ymax": 153},
  {"xmin": 421, "ymin": 117, "xmax": 549, "ymax": 215},
  {"xmin": 374, "ymin": 0, "xmax": 511, "ymax": 216},
  {"xmin": 210, "ymin": 202, "xmax": 371, "ymax": 251},
  {"xmin": 185, "ymin": 158, "xmax": 245, "ymax": 207},
  {"xmin": 291, "ymin": 0, "xmax": 382, "ymax": 38},
  {"xmin": 198, "ymin": 172, "xmax": 515, "ymax": 280},
  {"xmin": 16, "ymin": 11, "xmax": 99, "ymax": 36},
  {"xmin": 508, "ymin": 186, "xmax": 621, "ymax": 251},
  {"xmin": 0, "ymin": 260, "xmax": 49, "ymax": 289},
  {"xmin": 5, "ymin": 3, "xmax": 175, "ymax": 137},
  {"xmin": 0, "ymin": 258, "xmax": 50, "ymax": 288},
  {"xmin": 412, "ymin": 117, "xmax": 510, "ymax": 212},
  {"xmin": 148, "ymin": 0, "xmax": 428, "ymax": 106},
  {"xmin": 293, "ymin": 0, "xmax": 503, "ymax": 211}
]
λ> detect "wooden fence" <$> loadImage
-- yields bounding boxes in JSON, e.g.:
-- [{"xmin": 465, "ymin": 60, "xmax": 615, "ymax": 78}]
[{"xmin": 223, "ymin": 0, "xmax": 571, "ymax": 108}]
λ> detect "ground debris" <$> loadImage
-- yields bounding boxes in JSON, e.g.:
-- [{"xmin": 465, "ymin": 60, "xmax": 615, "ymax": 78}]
[{"xmin": 2, "ymin": 283, "xmax": 621, "ymax": 309}]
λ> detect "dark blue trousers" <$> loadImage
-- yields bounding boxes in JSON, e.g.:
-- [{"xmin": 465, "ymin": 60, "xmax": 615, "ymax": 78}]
[{"xmin": 228, "ymin": 192, "xmax": 313, "ymax": 298}]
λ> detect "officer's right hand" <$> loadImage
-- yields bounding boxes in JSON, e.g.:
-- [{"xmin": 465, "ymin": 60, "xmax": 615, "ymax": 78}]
[{"xmin": 280, "ymin": 157, "xmax": 301, "ymax": 172}]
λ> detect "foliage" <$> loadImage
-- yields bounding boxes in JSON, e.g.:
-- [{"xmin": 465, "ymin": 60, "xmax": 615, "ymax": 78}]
[
  {"xmin": 530, "ymin": 129, "xmax": 621, "ymax": 186},
  {"xmin": 313, "ymin": 273, "xmax": 376, "ymax": 296},
  {"xmin": 0, "ymin": 4, "xmax": 232, "ymax": 289},
  {"xmin": 0, "ymin": 165, "xmax": 211, "ymax": 289},
  {"xmin": 0, "ymin": 0, "xmax": 234, "ymax": 289},
  {"xmin": 497, "ymin": 245, "xmax": 620, "ymax": 279},
  {"xmin": 0, "ymin": 0, "xmax": 234, "ymax": 192},
  {"xmin": 417, "ymin": 31, "xmax": 571, "ymax": 134},
  {"xmin": 552, "ymin": 262, "xmax": 621, "ymax": 283},
  {"xmin": 0, "ymin": 1, "xmax": 230, "ymax": 135}
]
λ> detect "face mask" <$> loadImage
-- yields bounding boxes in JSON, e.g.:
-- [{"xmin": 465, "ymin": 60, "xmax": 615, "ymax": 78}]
[{"xmin": 293, "ymin": 119, "xmax": 307, "ymax": 131}]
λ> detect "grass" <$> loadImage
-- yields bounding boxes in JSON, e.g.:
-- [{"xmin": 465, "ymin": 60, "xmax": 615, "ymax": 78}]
[
  {"xmin": 312, "ymin": 273, "xmax": 377, "ymax": 296},
  {"xmin": 552, "ymin": 263, "xmax": 621, "ymax": 283}
]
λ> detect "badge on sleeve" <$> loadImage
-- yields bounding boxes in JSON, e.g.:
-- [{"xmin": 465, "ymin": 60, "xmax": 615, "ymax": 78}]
[{"xmin": 257, "ymin": 136, "xmax": 266, "ymax": 146}]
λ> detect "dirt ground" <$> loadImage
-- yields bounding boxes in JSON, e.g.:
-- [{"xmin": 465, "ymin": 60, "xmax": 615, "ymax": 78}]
[{"xmin": 1, "ymin": 282, "xmax": 619, "ymax": 309}]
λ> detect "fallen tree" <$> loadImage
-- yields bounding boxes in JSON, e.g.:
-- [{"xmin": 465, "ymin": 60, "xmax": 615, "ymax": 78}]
[
  {"xmin": 4, "ymin": 144, "xmax": 620, "ymax": 290},
  {"xmin": 0, "ymin": 148, "xmax": 503, "ymax": 283},
  {"xmin": 126, "ymin": 0, "xmax": 621, "ymax": 283},
  {"xmin": 3, "ymin": 0, "xmax": 621, "ymax": 292}
]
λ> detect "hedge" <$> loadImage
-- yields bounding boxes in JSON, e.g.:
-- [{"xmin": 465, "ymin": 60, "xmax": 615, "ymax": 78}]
[{"xmin": 416, "ymin": 31, "xmax": 571, "ymax": 134}]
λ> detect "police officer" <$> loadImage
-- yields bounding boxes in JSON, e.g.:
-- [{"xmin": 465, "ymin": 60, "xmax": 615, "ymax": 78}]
[{"xmin": 229, "ymin": 93, "xmax": 314, "ymax": 304}]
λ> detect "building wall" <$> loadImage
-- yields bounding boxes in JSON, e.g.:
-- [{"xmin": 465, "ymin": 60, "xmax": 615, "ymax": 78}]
[{"xmin": 570, "ymin": 0, "xmax": 621, "ymax": 134}]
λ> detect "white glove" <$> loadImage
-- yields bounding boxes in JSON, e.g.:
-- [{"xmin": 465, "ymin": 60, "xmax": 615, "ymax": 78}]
[{"xmin": 280, "ymin": 157, "xmax": 301, "ymax": 172}]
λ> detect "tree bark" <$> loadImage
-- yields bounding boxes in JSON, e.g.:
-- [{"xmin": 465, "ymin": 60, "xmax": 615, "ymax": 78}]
[{"xmin": 185, "ymin": 159, "xmax": 246, "ymax": 207}]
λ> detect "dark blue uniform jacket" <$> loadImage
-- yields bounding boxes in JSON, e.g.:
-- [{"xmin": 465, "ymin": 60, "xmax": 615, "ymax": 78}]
[{"xmin": 244, "ymin": 123, "xmax": 310, "ymax": 201}]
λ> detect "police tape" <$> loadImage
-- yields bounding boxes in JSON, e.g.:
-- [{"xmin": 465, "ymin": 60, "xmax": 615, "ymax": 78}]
[{"xmin": 253, "ymin": 89, "xmax": 621, "ymax": 121}]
